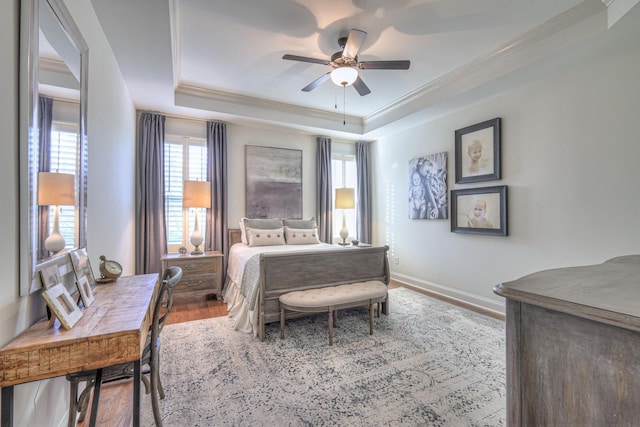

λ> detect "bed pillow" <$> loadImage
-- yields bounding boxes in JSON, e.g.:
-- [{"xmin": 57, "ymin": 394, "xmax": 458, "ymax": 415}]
[
  {"xmin": 246, "ymin": 227, "xmax": 286, "ymax": 247},
  {"xmin": 239, "ymin": 218, "xmax": 248, "ymax": 244},
  {"xmin": 284, "ymin": 227, "xmax": 321, "ymax": 245},
  {"xmin": 283, "ymin": 217, "xmax": 317, "ymax": 229},
  {"xmin": 241, "ymin": 218, "xmax": 284, "ymax": 244}
]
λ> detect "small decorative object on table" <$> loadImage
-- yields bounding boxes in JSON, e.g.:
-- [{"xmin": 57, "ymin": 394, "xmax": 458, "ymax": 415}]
[
  {"xmin": 351, "ymin": 239, "xmax": 359, "ymax": 246},
  {"xmin": 97, "ymin": 255, "xmax": 123, "ymax": 283},
  {"xmin": 179, "ymin": 246, "xmax": 188, "ymax": 255}
]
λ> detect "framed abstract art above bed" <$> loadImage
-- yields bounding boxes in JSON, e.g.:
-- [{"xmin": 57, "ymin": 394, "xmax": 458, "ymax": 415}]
[{"xmin": 245, "ymin": 145, "xmax": 302, "ymax": 219}]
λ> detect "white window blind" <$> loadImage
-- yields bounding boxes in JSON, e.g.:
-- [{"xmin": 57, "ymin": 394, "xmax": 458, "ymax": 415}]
[
  {"xmin": 164, "ymin": 136, "xmax": 208, "ymax": 252},
  {"xmin": 48, "ymin": 123, "xmax": 79, "ymax": 248}
]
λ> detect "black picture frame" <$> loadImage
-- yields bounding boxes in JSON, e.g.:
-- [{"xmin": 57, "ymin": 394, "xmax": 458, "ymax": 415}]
[
  {"xmin": 451, "ymin": 186, "xmax": 508, "ymax": 236},
  {"xmin": 455, "ymin": 117, "xmax": 501, "ymax": 184}
]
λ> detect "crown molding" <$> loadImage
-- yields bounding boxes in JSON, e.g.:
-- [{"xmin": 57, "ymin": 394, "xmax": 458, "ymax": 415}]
[
  {"xmin": 362, "ymin": 0, "xmax": 607, "ymax": 132},
  {"xmin": 175, "ymin": 83, "xmax": 365, "ymax": 134}
]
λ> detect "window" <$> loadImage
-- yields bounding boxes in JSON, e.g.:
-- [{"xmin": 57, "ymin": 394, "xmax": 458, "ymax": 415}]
[
  {"xmin": 164, "ymin": 136, "xmax": 208, "ymax": 252},
  {"xmin": 47, "ymin": 122, "xmax": 79, "ymax": 248},
  {"xmin": 332, "ymin": 153, "xmax": 357, "ymax": 242}
]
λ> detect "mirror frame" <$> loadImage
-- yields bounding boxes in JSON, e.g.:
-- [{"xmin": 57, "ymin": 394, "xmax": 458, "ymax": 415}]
[{"xmin": 19, "ymin": 0, "xmax": 89, "ymax": 295}]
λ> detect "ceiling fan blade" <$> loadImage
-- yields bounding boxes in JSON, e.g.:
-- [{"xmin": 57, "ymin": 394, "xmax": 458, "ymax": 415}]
[
  {"xmin": 283, "ymin": 54, "xmax": 330, "ymax": 66},
  {"xmin": 342, "ymin": 29, "xmax": 367, "ymax": 60},
  {"xmin": 352, "ymin": 76, "xmax": 371, "ymax": 96},
  {"xmin": 302, "ymin": 72, "xmax": 331, "ymax": 92},
  {"xmin": 359, "ymin": 60, "xmax": 411, "ymax": 70}
]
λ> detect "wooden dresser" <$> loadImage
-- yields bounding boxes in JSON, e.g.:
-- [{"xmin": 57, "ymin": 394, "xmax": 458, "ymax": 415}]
[
  {"xmin": 160, "ymin": 251, "xmax": 223, "ymax": 301},
  {"xmin": 494, "ymin": 255, "xmax": 640, "ymax": 426}
]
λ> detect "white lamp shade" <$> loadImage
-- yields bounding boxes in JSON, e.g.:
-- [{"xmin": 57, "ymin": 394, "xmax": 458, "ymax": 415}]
[
  {"xmin": 37, "ymin": 172, "xmax": 75, "ymax": 206},
  {"xmin": 183, "ymin": 180, "xmax": 211, "ymax": 208},
  {"xmin": 330, "ymin": 67, "xmax": 358, "ymax": 86},
  {"xmin": 335, "ymin": 187, "xmax": 355, "ymax": 209}
]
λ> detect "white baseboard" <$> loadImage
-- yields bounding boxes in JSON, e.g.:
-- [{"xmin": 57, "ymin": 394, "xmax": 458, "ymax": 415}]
[{"xmin": 391, "ymin": 272, "xmax": 505, "ymax": 317}]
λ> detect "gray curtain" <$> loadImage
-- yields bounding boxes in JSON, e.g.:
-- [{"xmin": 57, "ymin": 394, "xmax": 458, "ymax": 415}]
[
  {"xmin": 37, "ymin": 95, "xmax": 53, "ymax": 260},
  {"xmin": 135, "ymin": 112, "xmax": 167, "ymax": 274},
  {"xmin": 205, "ymin": 121, "xmax": 227, "ymax": 254},
  {"xmin": 356, "ymin": 141, "xmax": 372, "ymax": 244},
  {"xmin": 316, "ymin": 136, "xmax": 332, "ymax": 243}
]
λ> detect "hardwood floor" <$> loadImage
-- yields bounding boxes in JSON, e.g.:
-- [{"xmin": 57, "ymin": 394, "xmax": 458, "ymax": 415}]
[{"xmin": 75, "ymin": 296, "xmax": 227, "ymax": 427}]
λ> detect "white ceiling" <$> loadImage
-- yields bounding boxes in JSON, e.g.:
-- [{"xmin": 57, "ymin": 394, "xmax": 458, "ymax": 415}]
[{"xmin": 88, "ymin": 0, "xmax": 635, "ymax": 138}]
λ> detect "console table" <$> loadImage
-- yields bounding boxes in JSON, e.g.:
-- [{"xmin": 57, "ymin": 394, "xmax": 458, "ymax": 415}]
[
  {"xmin": 493, "ymin": 255, "xmax": 640, "ymax": 426},
  {"xmin": 0, "ymin": 273, "xmax": 159, "ymax": 427}
]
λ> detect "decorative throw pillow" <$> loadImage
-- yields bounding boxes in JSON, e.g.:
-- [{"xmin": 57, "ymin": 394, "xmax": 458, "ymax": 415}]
[
  {"xmin": 241, "ymin": 218, "xmax": 284, "ymax": 244},
  {"xmin": 283, "ymin": 217, "xmax": 317, "ymax": 229},
  {"xmin": 284, "ymin": 227, "xmax": 320, "ymax": 245},
  {"xmin": 246, "ymin": 227, "xmax": 286, "ymax": 247},
  {"xmin": 239, "ymin": 218, "xmax": 248, "ymax": 244}
]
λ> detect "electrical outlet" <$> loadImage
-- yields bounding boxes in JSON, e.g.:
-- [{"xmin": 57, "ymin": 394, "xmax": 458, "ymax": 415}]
[{"xmin": 394, "ymin": 257, "xmax": 400, "ymax": 265}]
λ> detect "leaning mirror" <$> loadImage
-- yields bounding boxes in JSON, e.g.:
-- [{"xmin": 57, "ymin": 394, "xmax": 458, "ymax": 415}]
[{"xmin": 19, "ymin": 0, "xmax": 88, "ymax": 295}]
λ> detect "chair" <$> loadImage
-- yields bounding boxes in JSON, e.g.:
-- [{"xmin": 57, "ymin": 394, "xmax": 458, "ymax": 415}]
[{"xmin": 66, "ymin": 266, "xmax": 182, "ymax": 427}]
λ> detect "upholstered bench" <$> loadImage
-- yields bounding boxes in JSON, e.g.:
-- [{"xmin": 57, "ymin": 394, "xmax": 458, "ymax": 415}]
[{"xmin": 279, "ymin": 280, "xmax": 388, "ymax": 345}]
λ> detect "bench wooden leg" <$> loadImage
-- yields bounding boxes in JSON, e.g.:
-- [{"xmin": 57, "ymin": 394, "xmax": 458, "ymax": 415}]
[
  {"xmin": 369, "ymin": 302, "xmax": 374, "ymax": 335},
  {"xmin": 328, "ymin": 308, "xmax": 334, "ymax": 346},
  {"xmin": 280, "ymin": 305, "xmax": 285, "ymax": 339}
]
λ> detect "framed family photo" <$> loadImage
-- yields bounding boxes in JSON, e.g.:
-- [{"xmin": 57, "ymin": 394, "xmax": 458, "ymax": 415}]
[
  {"xmin": 408, "ymin": 152, "xmax": 448, "ymax": 220},
  {"xmin": 455, "ymin": 117, "xmax": 501, "ymax": 184},
  {"xmin": 451, "ymin": 186, "xmax": 508, "ymax": 236}
]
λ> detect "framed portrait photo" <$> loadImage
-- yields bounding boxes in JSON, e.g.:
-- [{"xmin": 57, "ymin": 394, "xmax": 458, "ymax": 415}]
[
  {"xmin": 42, "ymin": 283, "xmax": 83, "ymax": 330},
  {"xmin": 451, "ymin": 186, "xmax": 508, "ymax": 236},
  {"xmin": 455, "ymin": 117, "xmax": 501, "ymax": 184}
]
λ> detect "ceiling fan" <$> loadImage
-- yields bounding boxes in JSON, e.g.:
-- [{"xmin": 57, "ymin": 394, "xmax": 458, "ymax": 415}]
[{"xmin": 283, "ymin": 29, "xmax": 410, "ymax": 96}]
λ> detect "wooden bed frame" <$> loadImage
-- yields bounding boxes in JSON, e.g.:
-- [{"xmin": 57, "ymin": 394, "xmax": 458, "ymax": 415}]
[{"xmin": 228, "ymin": 229, "xmax": 390, "ymax": 341}]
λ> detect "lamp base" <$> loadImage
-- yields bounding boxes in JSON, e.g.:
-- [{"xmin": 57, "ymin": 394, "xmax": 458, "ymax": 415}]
[
  {"xmin": 191, "ymin": 246, "xmax": 203, "ymax": 255},
  {"xmin": 338, "ymin": 242, "xmax": 350, "ymax": 246}
]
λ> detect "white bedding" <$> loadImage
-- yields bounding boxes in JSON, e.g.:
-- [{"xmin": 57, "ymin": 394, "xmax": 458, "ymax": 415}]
[{"xmin": 224, "ymin": 242, "xmax": 338, "ymax": 335}]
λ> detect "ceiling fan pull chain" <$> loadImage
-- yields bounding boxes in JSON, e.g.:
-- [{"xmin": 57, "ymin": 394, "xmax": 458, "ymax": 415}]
[
  {"xmin": 343, "ymin": 85, "xmax": 346, "ymax": 125},
  {"xmin": 334, "ymin": 87, "xmax": 338, "ymax": 110}
]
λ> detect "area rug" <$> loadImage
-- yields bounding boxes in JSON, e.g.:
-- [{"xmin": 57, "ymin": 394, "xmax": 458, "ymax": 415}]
[{"xmin": 141, "ymin": 287, "xmax": 506, "ymax": 426}]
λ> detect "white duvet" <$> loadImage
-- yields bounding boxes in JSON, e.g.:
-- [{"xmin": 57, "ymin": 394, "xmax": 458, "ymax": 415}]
[{"xmin": 224, "ymin": 242, "xmax": 337, "ymax": 335}]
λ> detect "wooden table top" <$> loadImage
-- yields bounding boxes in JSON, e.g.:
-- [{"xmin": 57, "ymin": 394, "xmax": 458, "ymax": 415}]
[
  {"xmin": 494, "ymin": 255, "xmax": 640, "ymax": 331},
  {"xmin": 0, "ymin": 273, "xmax": 159, "ymax": 387}
]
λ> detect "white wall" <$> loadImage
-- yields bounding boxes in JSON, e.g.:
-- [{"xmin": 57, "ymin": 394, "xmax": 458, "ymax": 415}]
[
  {"xmin": 1, "ymin": 0, "xmax": 135, "ymax": 425},
  {"xmin": 372, "ymin": 31, "xmax": 640, "ymax": 314},
  {"xmin": 64, "ymin": 0, "xmax": 137, "ymax": 275},
  {"xmin": 226, "ymin": 124, "xmax": 320, "ymax": 226}
]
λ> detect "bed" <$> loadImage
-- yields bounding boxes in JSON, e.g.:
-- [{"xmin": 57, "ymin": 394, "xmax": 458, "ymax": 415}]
[{"xmin": 224, "ymin": 225, "xmax": 390, "ymax": 341}]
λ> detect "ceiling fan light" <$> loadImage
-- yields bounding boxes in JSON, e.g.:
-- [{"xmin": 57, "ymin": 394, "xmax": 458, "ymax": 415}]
[{"xmin": 330, "ymin": 67, "xmax": 358, "ymax": 86}]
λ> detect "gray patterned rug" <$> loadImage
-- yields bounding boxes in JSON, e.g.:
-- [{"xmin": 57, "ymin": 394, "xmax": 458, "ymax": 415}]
[{"xmin": 141, "ymin": 287, "xmax": 506, "ymax": 426}]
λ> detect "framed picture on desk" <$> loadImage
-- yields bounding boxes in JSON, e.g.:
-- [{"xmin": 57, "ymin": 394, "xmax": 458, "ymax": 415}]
[
  {"xmin": 69, "ymin": 248, "xmax": 97, "ymax": 289},
  {"xmin": 42, "ymin": 283, "xmax": 83, "ymax": 329}
]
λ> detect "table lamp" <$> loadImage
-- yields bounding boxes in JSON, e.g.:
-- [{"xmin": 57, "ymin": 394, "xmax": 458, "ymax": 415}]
[
  {"xmin": 183, "ymin": 180, "xmax": 211, "ymax": 254},
  {"xmin": 335, "ymin": 187, "xmax": 355, "ymax": 245},
  {"xmin": 38, "ymin": 171, "xmax": 76, "ymax": 254}
]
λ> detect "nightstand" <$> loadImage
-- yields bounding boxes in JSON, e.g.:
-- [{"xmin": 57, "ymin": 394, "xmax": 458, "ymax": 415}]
[{"xmin": 160, "ymin": 251, "xmax": 223, "ymax": 301}]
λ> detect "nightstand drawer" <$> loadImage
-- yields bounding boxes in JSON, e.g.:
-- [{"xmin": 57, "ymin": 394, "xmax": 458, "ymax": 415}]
[{"xmin": 160, "ymin": 251, "xmax": 224, "ymax": 300}]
